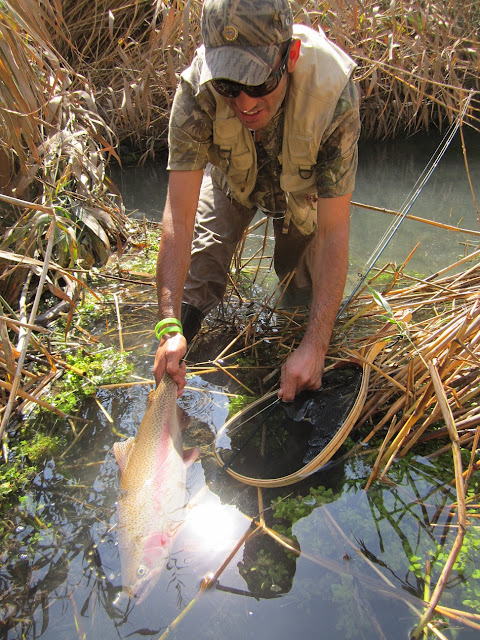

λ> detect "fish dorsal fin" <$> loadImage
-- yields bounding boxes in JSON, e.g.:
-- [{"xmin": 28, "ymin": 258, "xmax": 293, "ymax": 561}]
[{"xmin": 113, "ymin": 437, "xmax": 135, "ymax": 473}]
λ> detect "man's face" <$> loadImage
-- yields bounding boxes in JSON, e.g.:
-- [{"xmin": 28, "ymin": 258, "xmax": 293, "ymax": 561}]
[
  {"xmin": 223, "ymin": 74, "xmax": 288, "ymax": 131},
  {"xmin": 222, "ymin": 40, "xmax": 300, "ymax": 131}
]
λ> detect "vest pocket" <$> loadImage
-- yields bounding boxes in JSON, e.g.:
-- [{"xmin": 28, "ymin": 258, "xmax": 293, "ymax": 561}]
[
  {"xmin": 207, "ymin": 146, "xmax": 252, "ymax": 188},
  {"xmin": 213, "ymin": 118, "xmax": 252, "ymax": 183},
  {"xmin": 227, "ymin": 150, "xmax": 252, "ymax": 183},
  {"xmin": 282, "ymin": 133, "xmax": 318, "ymax": 191}
]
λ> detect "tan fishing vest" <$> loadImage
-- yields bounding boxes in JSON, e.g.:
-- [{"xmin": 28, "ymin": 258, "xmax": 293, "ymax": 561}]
[{"xmin": 184, "ymin": 25, "xmax": 356, "ymax": 235}]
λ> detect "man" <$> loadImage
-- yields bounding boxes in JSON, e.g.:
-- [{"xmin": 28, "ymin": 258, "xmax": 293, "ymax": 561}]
[{"xmin": 154, "ymin": 0, "xmax": 360, "ymax": 402}]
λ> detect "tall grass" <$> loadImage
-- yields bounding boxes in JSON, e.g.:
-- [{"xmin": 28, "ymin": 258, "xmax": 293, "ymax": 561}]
[
  {"xmin": 49, "ymin": 0, "xmax": 480, "ymax": 157},
  {"xmin": 0, "ymin": 0, "xmax": 129, "ymax": 300},
  {"xmin": 54, "ymin": 0, "xmax": 203, "ymax": 161},
  {"xmin": 0, "ymin": 0, "xmax": 130, "ymax": 433},
  {"xmin": 299, "ymin": 0, "xmax": 480, "ymax": 137}
]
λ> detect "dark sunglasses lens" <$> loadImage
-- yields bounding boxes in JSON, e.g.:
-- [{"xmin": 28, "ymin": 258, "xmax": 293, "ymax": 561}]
[
  {"xmin": 244, "ymin": 76, "xmax": 278, "ymax": 98},
  {"xmin": 211, "ymin": 79, "xmax": 241, "ymax": 98}
]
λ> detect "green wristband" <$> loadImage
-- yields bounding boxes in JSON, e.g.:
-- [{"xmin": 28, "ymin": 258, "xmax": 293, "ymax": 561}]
[{"xmin": 155, "ymin": 318, "xmax": 183, "ymax": 341}]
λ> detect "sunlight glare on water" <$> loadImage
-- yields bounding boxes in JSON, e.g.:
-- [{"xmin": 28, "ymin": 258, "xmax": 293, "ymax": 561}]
[{"xmin": 184, "ymin": 497, "xmax": 244, "ymax": 554}]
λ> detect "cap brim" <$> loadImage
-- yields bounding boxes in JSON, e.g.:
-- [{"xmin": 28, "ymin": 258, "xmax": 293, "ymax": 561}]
[{"xmin": 200, "ymin": 43, "xmax": 280, "ymax": 86}]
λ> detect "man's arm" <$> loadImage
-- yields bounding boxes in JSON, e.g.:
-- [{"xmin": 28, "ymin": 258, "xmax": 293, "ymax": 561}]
[
  {"xmin": 153, "ymin": 169, "xmax": 204, "ymax": 392},
  {"xmin": 278, "ymin": 193, "xmax": 351, "ymax": 402}
]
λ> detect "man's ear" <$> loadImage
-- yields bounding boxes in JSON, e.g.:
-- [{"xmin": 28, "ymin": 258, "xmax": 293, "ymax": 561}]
[{"xmin": 288, "ymin": 39, "xmax": 301, "ymax": 72}]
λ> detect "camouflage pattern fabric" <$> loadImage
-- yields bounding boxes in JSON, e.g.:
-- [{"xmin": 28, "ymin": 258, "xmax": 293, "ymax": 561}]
[{"xmin": 202, "ymin": 0, "xmax": 293, "ymax": 48}]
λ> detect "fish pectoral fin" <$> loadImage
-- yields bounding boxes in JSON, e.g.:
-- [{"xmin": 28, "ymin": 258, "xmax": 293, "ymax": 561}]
[
  {"xmin": 183, "ymin": 446, "xmax": 200, "ymax": 468},
  {"xmin": 113, "ymin": 437, "xmax": 135, "ymax": 473}
]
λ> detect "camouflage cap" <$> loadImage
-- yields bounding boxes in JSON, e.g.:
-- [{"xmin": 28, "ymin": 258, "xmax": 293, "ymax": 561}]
[{"xmin": 199, "ymin": 0, "xmax": 293, "ymax": 86}]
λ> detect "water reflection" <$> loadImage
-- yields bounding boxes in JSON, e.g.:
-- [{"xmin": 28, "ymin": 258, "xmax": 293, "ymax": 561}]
[
  {"xmin": 184, "ymin": 501, "xmax": 240, "ymax": 554},
  {"xmin": 2, "ymin": 409, "xmax": 479, "ymax": 638}
]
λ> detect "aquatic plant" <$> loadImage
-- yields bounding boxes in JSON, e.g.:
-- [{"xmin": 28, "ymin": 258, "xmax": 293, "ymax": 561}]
[
  {"xmin": 0, "ymin": 433, "xmax": 65, "ymax": 527},
  {"xmin": 271, "ymin": 485, "xmax": 339, "ymax": 537},
  {"xmin": 38, "ymin": 347, "xmax": 134, "ymax": 414},
  {"xmin": 226, "ymin": 393, "xmax": 255, "ymax": 419}
]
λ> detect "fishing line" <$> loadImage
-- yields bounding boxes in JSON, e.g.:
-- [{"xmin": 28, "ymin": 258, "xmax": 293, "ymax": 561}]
[
  {"xmin": 221, "ymin": 396, "xmax": 281, "ymax": 438},
  {"xmin": 338, "ymin": 91, "xmax": 474, "ymax": 318},
  {"xmin": 221, "ymin": 397, "xmax": 281, "ymax": 471}
]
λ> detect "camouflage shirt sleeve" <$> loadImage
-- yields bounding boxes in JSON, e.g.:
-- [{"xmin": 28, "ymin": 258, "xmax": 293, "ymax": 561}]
[
  {"xmin": 167, "ymin": 52, "xmax": 215, "ymax": 172},
  {"xmin": 316, "ymin": 77, "xmax": 360, "ymax": 198}
]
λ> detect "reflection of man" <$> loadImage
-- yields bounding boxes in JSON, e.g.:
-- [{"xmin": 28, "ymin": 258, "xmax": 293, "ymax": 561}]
[{"xmin": 154, "ymin": 0, "xmax": 360, "ymax": 402}]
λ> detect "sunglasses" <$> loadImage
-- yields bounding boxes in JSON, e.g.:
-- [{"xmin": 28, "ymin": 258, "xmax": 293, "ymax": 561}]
[{"xmin": 211, "ymin": 41, "xmax": 292, "ymax": 99}]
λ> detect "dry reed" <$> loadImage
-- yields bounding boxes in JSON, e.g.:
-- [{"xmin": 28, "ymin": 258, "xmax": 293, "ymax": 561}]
[{"xmin": 17, "ymin": 0, "xmax": 479, "ymax": 161}]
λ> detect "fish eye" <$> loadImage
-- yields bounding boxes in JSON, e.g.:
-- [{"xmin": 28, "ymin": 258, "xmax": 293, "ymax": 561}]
[{"xmin": 137, "ymin": 565, "xmax": 148, "ymax": 577}]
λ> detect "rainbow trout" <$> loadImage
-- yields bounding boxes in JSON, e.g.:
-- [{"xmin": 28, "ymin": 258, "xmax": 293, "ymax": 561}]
[{"xmin": 113, "ymin": 373, "xmax": 198, "ymax": 604}]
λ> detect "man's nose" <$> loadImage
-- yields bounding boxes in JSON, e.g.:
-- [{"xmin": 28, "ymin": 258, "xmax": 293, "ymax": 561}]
[{"xmin": 233, "ymin": 91, "xmax": 258, "ymax": 111}]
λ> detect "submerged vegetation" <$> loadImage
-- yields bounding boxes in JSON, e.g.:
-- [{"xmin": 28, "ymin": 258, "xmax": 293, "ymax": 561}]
[{"xmin": 36, "ymin": 347, "xmax": 134, "ymax": 415}]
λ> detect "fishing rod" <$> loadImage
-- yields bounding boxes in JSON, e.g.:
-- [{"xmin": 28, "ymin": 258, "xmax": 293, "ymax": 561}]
[{"xmin": 338, "ymin": 90, "xmax": 474, "ymax": 318}]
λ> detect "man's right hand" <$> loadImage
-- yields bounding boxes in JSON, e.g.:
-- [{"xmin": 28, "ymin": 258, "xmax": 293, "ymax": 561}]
[{"xmin": 153, "ymin": 333, "xmax": 187, "ymax": 396}]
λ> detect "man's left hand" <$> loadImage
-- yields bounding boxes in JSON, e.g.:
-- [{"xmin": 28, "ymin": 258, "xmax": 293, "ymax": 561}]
[
  {"xmin": 278, "ymin": 338, "xmax": 325, "ymax": 402},
  {"xmin": 278, "ymin": 193, "xmax": 352, "ymax": 403}
]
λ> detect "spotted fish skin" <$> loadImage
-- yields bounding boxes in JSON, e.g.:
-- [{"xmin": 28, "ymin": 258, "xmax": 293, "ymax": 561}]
[{"xmin": 113, "ymin": 373, "xmax": 197, "ymax": 603}]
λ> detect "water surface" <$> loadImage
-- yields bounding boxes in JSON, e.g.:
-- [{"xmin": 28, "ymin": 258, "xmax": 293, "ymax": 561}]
[{"xmin": 2, "ymin": 132, "xmax": 480, "ymax": 639}]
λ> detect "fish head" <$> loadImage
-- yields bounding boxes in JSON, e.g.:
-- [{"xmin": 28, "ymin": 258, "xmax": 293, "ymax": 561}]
[{"xmin": 117, "ymin": 520, "xmax": 180, "ymax": 605}]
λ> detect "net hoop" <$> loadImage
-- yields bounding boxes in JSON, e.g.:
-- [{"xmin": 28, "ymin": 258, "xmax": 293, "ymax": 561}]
[{"xmin": 214, "ymin": 340, "xmax": 386, "ymax": 488}]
